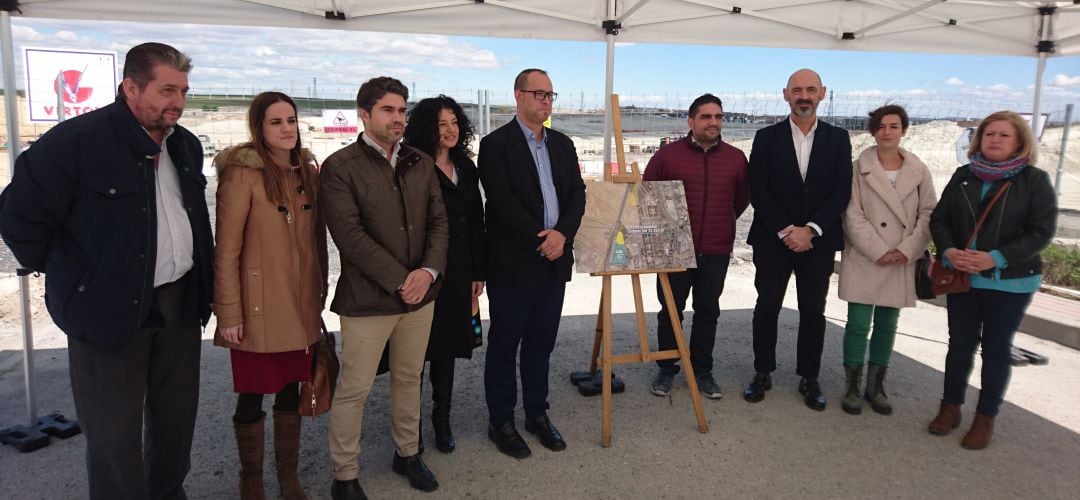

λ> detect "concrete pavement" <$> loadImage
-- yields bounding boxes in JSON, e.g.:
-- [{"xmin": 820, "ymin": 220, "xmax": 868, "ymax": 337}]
[{"xmin": 1, "ymin": 261, "xmax": 1079, "ymax": 499}]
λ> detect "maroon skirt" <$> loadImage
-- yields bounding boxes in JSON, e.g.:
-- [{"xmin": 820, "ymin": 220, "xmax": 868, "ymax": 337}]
[{"xmin": 230, "ymin": 348, "xmax": 312, "ymax": 394}]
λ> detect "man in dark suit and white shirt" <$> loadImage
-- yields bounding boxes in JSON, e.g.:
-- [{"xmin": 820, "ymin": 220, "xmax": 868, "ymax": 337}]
[
  {"xmin": 743, "ymin": 68, "xmax": 853, "ymax": 411},
  {"xmin": 479, "ymin": 68, "xmax": 586, "ymax": 458}
]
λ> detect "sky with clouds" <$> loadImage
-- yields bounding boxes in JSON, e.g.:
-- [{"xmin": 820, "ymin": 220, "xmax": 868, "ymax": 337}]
[{"xmin": 4, "ymin": 18, "xmax": 1079, "ymax": 115}]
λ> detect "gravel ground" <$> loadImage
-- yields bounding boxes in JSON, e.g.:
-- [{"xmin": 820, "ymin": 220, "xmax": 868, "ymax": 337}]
[
  {"xmin": 2, "ymin": 255, "xmax": 1079, "ymax": 498},
  {"xmin": 1, "ymin": 173, "xmax": 1078, "ymax": 497}
]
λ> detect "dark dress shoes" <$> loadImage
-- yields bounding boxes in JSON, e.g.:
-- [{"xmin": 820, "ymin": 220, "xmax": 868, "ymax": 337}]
[
  {"xmin": 488, "ymin": 421, "xmax": 532, "ymax": 459},
  {"xmin": 525, "ymin": 414, "xmax": 567, "ymax": 451},
  {"xmin": 743, "ymin": 372, "xmax": 772, "ymax": 403},
  {"xmin": 799, "ymin": 377, "xmax": 827, "ymax": 411},
  {"xmin": 392, "ymin": 451, "xmax": 439, "ymax": 492},
  {"xmin": 331, "ymin": 478, "xmax": 368, "ymax": 500}
]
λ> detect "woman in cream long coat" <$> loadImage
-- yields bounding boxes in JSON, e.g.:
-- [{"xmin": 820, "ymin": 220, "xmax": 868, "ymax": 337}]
[{"xmin": 838, "ymin": 105, "xmax": 936, "ymax": 416}]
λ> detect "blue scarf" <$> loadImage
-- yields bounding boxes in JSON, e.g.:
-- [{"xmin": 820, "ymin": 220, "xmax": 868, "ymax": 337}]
[{"xmin": 968, "ymin": 153, "xmax": 1027, "ymax": 182}]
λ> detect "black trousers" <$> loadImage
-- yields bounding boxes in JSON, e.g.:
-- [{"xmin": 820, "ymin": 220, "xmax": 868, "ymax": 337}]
[
  {"xmin": 484, "ymin": 267, "xmax": 566, "ymax": 426},
  {"xmin": 427, "ymin": 357, "xmax": 455, "ymax": 405},
  {"xmin": 67, "ymin": 274, "xmax": 202, "ymax": 500},
  {"xmin": 751, "ymin": 245, "xmax": 835, "ymax": 379},
  {"xmin": 655, "ymin": 254, "xmax": 731, "ymax": 377}
]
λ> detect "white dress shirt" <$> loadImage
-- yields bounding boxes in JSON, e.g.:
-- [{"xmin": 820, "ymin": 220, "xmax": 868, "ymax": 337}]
[
  {"xmin": 361, "ymin": 131, "xmax": 401, "ymax": 168},
  {"xmin": 153, "ymin": 127, "xmax": 194, "ymax": 287},
  {"xmin": 781, "ymin": 118, "xmax": 823, "ymax": 238},
  {"xmin": 789, "ymin": 118, "xmax": 818, "ymax": 181}
]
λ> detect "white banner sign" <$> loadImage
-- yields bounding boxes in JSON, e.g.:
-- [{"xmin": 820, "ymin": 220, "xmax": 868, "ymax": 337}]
[
  {"xmin": 322, "ymin": 109, "xmax": 360, "ymax": 133},
  {"xmin": 24, "ymin": 47, "xmax": 118, "ymax": 123}
]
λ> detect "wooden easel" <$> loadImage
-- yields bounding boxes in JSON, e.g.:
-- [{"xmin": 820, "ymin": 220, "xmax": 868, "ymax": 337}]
[
  {"xmin": 587, "ymin": 95, "xmax": 708, "ymax": 447},
  {"xmin": 604, "ymin": 94, "xmax": 641, "ymax": 183}
]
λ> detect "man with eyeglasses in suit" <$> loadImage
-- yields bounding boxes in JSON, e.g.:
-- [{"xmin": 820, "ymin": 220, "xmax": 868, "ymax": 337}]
[{"xmin": 478, "ymin": 68, "xmax": 586, "ymax": 459}]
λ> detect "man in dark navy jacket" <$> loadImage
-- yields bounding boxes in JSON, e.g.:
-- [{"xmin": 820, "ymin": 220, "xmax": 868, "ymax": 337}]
[
  {"xmin": 0, "ymin": 43, "xmax": 212, "ymax": 498},
  {"xmin": 743, "ymin": 69, "xmax": 852, "ymax": 411},
  {"xmin": 642, "ymin": 93, "xmax": 749, "ymax": 400},
  {"xmin": 479, "ymin": 68, "xmax": 586, "ymax": 459}
]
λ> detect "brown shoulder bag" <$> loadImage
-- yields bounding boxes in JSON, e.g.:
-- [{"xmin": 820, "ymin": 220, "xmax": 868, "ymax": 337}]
[
  {"xmin": 930, "ymin": 181, "xmax": 1012, "ymax": 295},
  {"xmin": 299, "ymin": 322, "xmax": 340, "ymax": 417}
]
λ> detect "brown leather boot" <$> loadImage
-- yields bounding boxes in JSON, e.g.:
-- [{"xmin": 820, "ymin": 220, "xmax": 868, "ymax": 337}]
[
  {"xmin": 234, "ymin": 414, "xmax": 267, "ymax": 500},
  {"xmin": 961, "ymin": 413, "xmax": 995, "ymax": 450},
  {"xmin": 927, "ymin": 400, "xmax": 962, "ymax": 435},
  {"xmin": 273, "ymin": 410, "xmax": 308, "ymax": 500}
]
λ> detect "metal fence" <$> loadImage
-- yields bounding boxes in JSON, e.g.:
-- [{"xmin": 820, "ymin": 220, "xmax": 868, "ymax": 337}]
[{"xmin": 2, "ymin": 87, "xmax": 1077, "ymax": 210}]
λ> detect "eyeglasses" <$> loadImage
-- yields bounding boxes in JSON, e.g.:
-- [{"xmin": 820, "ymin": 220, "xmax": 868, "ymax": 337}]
[{"xmin": 520, "ymin": 89, "xmax": 558, "ymax": 102}]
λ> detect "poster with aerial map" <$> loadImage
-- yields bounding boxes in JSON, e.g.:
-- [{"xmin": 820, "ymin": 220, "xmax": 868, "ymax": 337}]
[{"xmin": 575, "ymin": 180, "xmax": 697, "ymax": 274}]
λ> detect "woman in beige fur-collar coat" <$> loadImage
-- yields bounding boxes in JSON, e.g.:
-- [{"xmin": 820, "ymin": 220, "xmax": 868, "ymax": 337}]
[
  {"xmin": 212, "ymin": 92, "xmax": 328, "ymax": 500},
  {"xmin": 838, "ymin": 105, "xmax": 936, "ymax": 417}
]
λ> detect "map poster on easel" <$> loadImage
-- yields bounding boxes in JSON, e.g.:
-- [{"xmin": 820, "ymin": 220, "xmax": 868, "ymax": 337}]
[{"xmin": 575, "ymin": 180, "xmax": 697, "ymax": 274}]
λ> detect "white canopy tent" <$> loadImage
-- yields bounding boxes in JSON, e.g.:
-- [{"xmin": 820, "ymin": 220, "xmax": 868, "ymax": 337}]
[
  {"xmin": 8, "ymin": 0, "xmax": 1080, "ymax": 55},
  {"xmin": 2, "ymin": 0, "xmax": 1078, "ymax": 425},
  {"xmin": 7, "ymin": 0, "xmax": 1080, "ymax": 148}
]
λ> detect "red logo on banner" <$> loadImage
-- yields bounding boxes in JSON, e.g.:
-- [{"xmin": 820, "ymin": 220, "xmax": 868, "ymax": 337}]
[{"xmin": 53, "ymin": 69, "xmax": 93, "ymax": 104}]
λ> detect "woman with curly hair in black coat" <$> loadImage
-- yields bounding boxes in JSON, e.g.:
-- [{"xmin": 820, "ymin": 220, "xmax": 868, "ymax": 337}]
[{"xmin": 403, "ymin": 95, "xmax": 485, "ymax": 453}]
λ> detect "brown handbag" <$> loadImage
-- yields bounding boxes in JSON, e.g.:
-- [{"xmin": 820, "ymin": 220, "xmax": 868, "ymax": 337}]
[
  {"xmin": 299, "ymin": 322, "xmax": 340, "ymax": 417},
  {"xmin": 930, "ymin": 181, "xmax": 1012, "ymax": 296}
]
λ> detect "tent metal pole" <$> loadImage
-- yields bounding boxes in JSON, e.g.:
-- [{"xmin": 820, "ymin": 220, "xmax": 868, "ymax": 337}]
[
  {"xmin": 2, "ymin": 12, "xmax": 17, "ymax": 178},
  {"xmin": 56, "ymin": 73, "xmax": 65, "ymax": 121},
  {"xmin": 603, "ymin": 34, "xmax": 614, "ymax": 172},
  {"xmin": 616, "ymin": 0, "xmax": 652, "ymax": 24},
  {"xmin": 851, "ymin": 0, "xmax": 944, "ymax": 38},
  {"xmin": 602, "ymin": 0, "xmax": 616, "ymax": 174},
  {"xmin": 1032, "ymin": 52, "xmax": 1046, "ymax": 138},
  {"xmin": 2, "ymin": 9, "xmax": 39, "ymax": 426},
  {"xmin": 1031, "ymin": 6, "xmax": 1054, "ymax": 139},
  {"xmin": 477, "ymin": 89, "xmax": 483, "ymax": 136},
  {"xmin": 1055, "ymin": 104, "xmax": 1072, "ymax": 196}
]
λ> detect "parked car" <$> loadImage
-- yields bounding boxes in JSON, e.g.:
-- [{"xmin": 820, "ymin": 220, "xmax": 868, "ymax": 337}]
[
  {"xmin": 955, "ymin": 127, "xmax": 974, "ymax": 165},
  {"xmin": 198, "ymin": 134, "xmax": 217, "ymax": 156}
]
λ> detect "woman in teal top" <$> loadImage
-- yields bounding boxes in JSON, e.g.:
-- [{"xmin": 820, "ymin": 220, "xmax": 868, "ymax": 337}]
[{"xmin": 927, "ymin": 110, "xmax": 1057, "ymax": 450}]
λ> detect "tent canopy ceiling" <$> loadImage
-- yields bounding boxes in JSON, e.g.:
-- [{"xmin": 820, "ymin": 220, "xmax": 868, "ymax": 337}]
[{"xmin": 11, "ymin": 0, "xmax": 1080, "ymax": 57}]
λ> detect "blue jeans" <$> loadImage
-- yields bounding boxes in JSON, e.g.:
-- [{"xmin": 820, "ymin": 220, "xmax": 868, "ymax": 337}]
[
  {"xmin": 654, "ymin": 254, "xmax": 730, "ymax": 377},
  {"xmin": 943, "ymin": 288, "xmax": 1033, "ymax": 417}
]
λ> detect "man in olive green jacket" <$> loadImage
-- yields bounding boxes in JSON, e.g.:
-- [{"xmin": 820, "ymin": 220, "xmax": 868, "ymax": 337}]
[{"xmin": 320, "ymin": 76, "xmax": 448, "ymax": 499}]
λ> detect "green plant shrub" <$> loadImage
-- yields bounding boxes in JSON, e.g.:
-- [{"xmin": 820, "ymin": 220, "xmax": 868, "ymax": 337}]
[{"xmin": 1042, "ymin": 244, "xmax": 1080, "ymax": 289}]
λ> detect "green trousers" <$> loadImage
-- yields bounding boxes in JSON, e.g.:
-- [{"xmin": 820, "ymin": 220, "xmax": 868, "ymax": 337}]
[{"xmin": 843, "ymin": 302, "xmax": 900, "ymax": 366}]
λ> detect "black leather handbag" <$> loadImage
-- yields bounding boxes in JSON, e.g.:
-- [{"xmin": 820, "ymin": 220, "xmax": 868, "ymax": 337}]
[{"xmin": 915, "ymin": 250, "xmax": 936, "ymax": 300}]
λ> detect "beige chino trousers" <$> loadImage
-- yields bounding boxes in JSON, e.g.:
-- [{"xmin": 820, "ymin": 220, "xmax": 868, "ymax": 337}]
[{"xmin": 328, "ymin": 302, "xmax": 434, "ymax": 481}]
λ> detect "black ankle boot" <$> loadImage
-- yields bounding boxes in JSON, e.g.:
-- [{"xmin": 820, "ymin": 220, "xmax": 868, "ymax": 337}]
[
  {"xmin": 431, "ymin": 401, "xmax": 455, "ymax": 453},
  {"xmin": 429, "ymin": 357, "xmax": 456, "ymax": 453}
]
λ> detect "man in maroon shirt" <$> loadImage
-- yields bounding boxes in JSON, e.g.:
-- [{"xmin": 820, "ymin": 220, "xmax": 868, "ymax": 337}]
[{"xmin": 642, "ymin": 94, "xmax": 750, "ymax": 399}]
